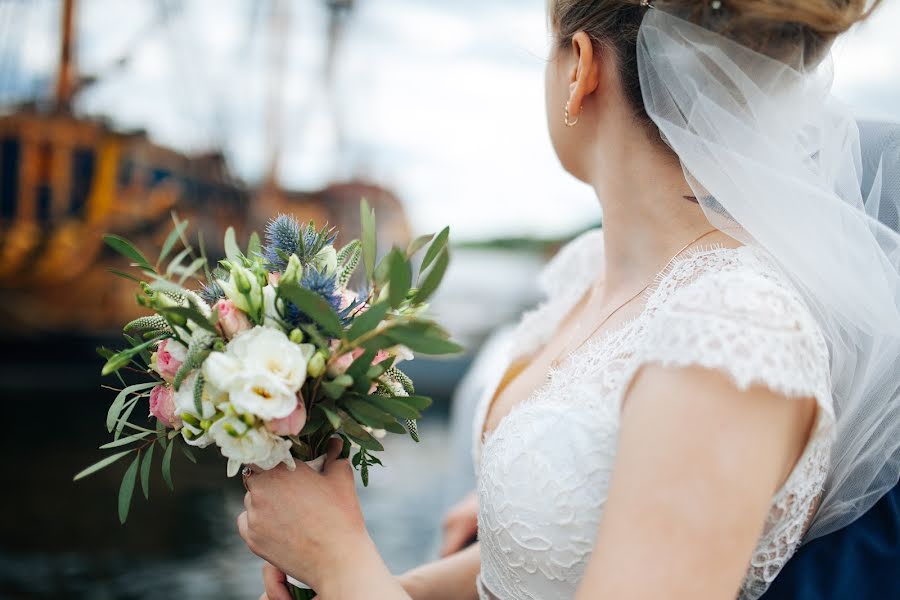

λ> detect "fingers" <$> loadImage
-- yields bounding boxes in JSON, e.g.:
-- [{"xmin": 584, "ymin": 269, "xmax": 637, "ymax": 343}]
[
  {"xmin": 325, "ymin": 436, "xmax": 343, "ymax": 463},
  {"xmin": 237, "ymin": 511, "xmax": 250, "ymax": 545},
  {"xmin": 440, "ymin": 519, "xmax": 474, "ymax": 557},
  {"xmin": 259, "ymin": 594, "xmax": 269, "ymax": 600},
  {"xmin": 262, "ymin": 562, "xmax": 293, "ymax": 600}
]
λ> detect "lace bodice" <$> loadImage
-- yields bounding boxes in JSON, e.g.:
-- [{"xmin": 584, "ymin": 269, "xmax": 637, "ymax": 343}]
[{"xmin": 473, "ymin": 230, "xmax": 834, "ymax": 600}]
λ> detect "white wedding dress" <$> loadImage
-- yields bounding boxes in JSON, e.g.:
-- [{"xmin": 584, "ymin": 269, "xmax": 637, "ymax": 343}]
[{"xmin": 472, "ymin": 230, "xmax": 835, "ymax": 600}]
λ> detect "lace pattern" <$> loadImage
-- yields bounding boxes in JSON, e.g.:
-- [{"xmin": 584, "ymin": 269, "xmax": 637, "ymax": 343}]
[{"xmin": 474, "ymin": 231, "xmax": 834, "ymax": 600}]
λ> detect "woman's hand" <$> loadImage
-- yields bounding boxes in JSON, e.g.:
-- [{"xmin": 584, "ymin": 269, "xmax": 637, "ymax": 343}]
[
  {"xmin": 439, "ymin": 491, "xmax": 479, "ymax": 557},
  {"xmin": 238, "ymin": 438, "xmax": 408, "ymax": 598}
]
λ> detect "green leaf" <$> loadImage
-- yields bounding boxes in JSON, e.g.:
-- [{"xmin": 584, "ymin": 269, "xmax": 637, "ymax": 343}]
[
  {"xmin": 73, "ymin": 450, "xmax": 133, "ymax": 481},
  {"xmin": 102, "ymin": 337, "xmax": 166, "ymax": 377},
  {"xmin": 412, "ymin": 246, "xmax": 449, "ymax": 305},
  {"xmin": 178, "ymin": 257, "xmax": 207, "ymax": 284},
  {"xmin": 345, "ymin": 399, "xmax": 395, "ymax": 429},
  {"xmin": 158, "ymin": 306, "xmax": 217, "ymax": 334},
  {"xmin": 118, "ymin": 453, "xmax": 140, "ymax": 524},
  {"xmin": 278, "ymin": 282, "xmax": 345, "ymax": 338},
  {"xmin": 165, "ymin": 247, "xmax": 192, "ymax": 277},
  {"xmin": 108, "ymin": 268, "xmax": 142, "ymax": 283},
  {"xmin": 107, "ymin": 382, "xmax": 158, "ymax": 432},
  {"xmin": 321, "ymin": 405, "xmax": 342, "ymax": 429},
  {"xmin": 322, "ymin": 381, "xmax": 348, "ymax": 400},
  {"xmin": 299, "ymin": 407, "xmax": 326, "ymax": 436},
  {"xmin": 180, "ymin": 445, "xmax": 197, "ymax": 464},
  {"xmin": 406, "ymin": 233, "xmax": 434, "ymax": 258},
  {"xmin": 360, "ymin": 199, "xmax": 377, "ymax": 281},
  {"xmin": 159, "ymin": 219, "xmax": 189, "ymax": 264},
  {"xmin": 224, "ymin": 226, "xmax": 242, "ymax": 262},
  {"xmin": 114, "ymin": 398, "xmax": 139, "ymax": 440},
  {"xmin": 339, "ymin": 413, "xmax": 384, "ymax": 452},
  {"xmin": 247, "ymin": 231, "xmax": 261, "ymax": 258},
  {"xmin": 162, "ymin": 440, "xmax": 175, "ymax": 491},
  {"xmin": 420, "ymin": 226, "xmax": 449, "ymax": 273},
  {"xmin": 346, "ymin": 349, "xmax": 376, "ymax": 392},
  {"xmin": 100, "ymin": 430, "xmax": 152, "ymax": 449},
  {"xmin": 140, "ymin": 444, "xmax": 155, "ymax": 499},
  {"xmin": 400, "ymin": 395, "xmax": 433, "ymax": 411},
  {"xmin": 363, "ymin": 394, "xmax": 421, "ymax": 420},
  {"xmin": 386, "ymin": 323, "xmax": 463, "ymax": 355},
  {"xmin": 387, "ymin": 249, "xmax": 412, "ymax": 308},
  {"xmin": 347, "ymin": 301, "xmax": 390, "ymax": 341},
  {"xmin": 104, "ymin": 234, "xmax": 153, "ymax": 272}
]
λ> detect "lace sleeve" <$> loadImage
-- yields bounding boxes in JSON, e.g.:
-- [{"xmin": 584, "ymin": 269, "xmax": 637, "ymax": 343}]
[{"xmin": 625, "ymin": 266, "xmax": 834, "ymax": 419}]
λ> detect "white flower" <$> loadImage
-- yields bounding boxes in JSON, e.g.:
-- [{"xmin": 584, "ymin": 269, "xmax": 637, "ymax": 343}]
[
  {"xmin": 227, "ymin": 327, "xmax": 315, "ymax": 390},
  {"xmin": 227, "ymin": 370, "xmax": 298, "ymax": 420},
  {"xmin": 203, "ymin": 351, "xmax": 241, "ymax": 390},
  {"xmin": 262, "ymin": 284, "xmax": 282, "ymax": 327},
  {"xmin": 210, "ymin": 415, "xmax": 296, "ymax": 477},
  {"xmin": 172, "ymin": 372, "xmax": 220, "ymax": 448}
]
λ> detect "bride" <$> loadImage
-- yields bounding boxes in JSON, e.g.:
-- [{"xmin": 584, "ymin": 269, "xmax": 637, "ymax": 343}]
[{"xmin": 237, "ymin": 1, "xmax": 900, "ymax": 598}]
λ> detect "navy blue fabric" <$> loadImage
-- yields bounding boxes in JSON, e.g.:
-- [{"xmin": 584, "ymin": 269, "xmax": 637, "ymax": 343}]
[{"xmin": 760, "ymin": 482, "xmax": 900, "ymax": 599}]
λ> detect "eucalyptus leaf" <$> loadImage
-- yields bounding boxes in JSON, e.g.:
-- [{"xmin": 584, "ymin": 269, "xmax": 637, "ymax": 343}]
[
  {"xmin": 387, "ymin": 249, "xmax": 412, "ymax": 308},
  {"xmin": 362, "ymin": 395, "xmax": 421, "ymax": 420},
  {"xmin": 140, "ymin": 444, "xmax": 155, "ymax": 499},
  {"xmin": 412, "ymin": 246, "xmax": 449, "ymax": 305},
  {"xmin": 360, "ymin": 199, "xmax": 377, "ymax": 281},
  {"xmin": 118, "ymin": 453, "xmax": 141, "ymax": 524},
  {"xmin": 159, "ymin": 220, "xmax": 189, "ymax": 264},
  {"xmin": 386, "ymin": 323, "xmax": 462, "ymax": 355},
  {"xmin": 107, "ymin": 382, "xmax": 158, "ymax": 432},
  {"xmin": 321, "ymin": 405, "xmax": 342, "ymax": 429},
  {"xmin": 114, "ymin": 398, "xmax": 139, "ymax": 440},
  {"xmin": 345, "ymin": 399, "xmax": 395, "ymax": 429},
  {"xmin": 100, "ymin": 430, "xmax": 151, "ymax": 449},
  {"xmin": 104, "ymin": 234, "xmax": 153, "ymax": 272},
  {"xmin": 278, "ymin": 282, "xmax": 344, "ymax": 338},
  {"xmin": 247, "ymin": 231, "xmax": 261, "ymax": 258},
  {"xmin": 339, "ymin": 413, "xmax": 384, "ymax": 452},
  {"xmin": 406, "ymin": 233, "xmax": 434, "ymax": 258},
  {"xmin": 224, "ymin": 226, "xmax": 241, "ymax": 262},
  {"xmin": 346, "ymin": 301, "xmax": 389, "ymax": 341},
  {"xmin": 108, "ymin": 268, "xmax": 142, "ymax": 283},
  {"xmin": 178, "ymin": 257, "xmax": 207, "ymax": 284},
  {"xmin": 180, "ymin": 445, "xmax": 197, "ymax": 464},
  {"xmin": 165, "ymin": 247, "xmax": 192, "ymax": 277},
  {"xmin": 162, "ymin": 440, "xmax": 175, "ymax": 491},
  {"xmin": 419, "ymin": 226, "xmax": 449, "ymax": 273},
  {"xmin": 73, "ymin": 450, "xmax": 133, "ymax": 481}
]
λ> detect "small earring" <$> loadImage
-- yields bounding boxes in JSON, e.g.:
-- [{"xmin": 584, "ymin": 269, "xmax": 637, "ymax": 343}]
[{"xmin": 564, "ymin": 103, "xmax": 579, "ymax": 127}]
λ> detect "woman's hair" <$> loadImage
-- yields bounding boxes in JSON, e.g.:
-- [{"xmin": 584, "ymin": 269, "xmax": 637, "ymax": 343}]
[{"xmin": 549, "ymin": 0, "xmax": 881, "ymax": 130}]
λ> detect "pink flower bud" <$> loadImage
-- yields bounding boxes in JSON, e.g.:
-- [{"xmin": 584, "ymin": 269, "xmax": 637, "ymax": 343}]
[
  {"xmin": 155, "ymin": 339, "xmax": 186, "ymax": 383},
  {"xmin": 149, "ymin": 385, "xmax": 180, "ymax": 429},
  {"xmin": 266, "ymin": 401, "xmax": 307, "ymax": 436},
  {"xmin": 216, "ymin": 298, "xmax": 252, "ymax": 339}
]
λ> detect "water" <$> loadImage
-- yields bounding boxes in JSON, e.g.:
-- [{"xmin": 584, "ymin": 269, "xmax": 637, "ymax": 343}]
[{"xmin": 0, "ymin": 342, "xmax": 457, "ymax": 600}]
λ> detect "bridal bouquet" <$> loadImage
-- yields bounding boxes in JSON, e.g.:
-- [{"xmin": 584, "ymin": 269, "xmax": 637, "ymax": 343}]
[{"xmin": 76, "ymin": 200, "xmax": 458, "ymax": 547}]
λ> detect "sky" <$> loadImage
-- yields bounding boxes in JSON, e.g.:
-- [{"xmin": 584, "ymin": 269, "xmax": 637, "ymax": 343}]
[{"xmin": 2, "ymin": 0, "xmax": 899, "ymax": 241}]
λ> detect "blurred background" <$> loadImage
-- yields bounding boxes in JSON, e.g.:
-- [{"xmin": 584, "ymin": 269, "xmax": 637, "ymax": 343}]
[{"xmin": 1, "ymin": 1, "xmax": 898, "ymax": 598}]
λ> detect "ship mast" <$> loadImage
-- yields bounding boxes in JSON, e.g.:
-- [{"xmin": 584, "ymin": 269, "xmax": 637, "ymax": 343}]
[{"xmin": 55, "ymin": 0, "xmax": 77, "ymax": 111}]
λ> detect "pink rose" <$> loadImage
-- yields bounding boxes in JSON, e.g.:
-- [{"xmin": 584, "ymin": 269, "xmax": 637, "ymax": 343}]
[
  {"xmin": 266, "ymin": 402, "xmax": 307, "ymax": 436},
  {"xmin": 155, "ymin": 339, "xmax": 186, "ymax": 383},
  {"xmin": 268, "ymin": 272, "xmax": 281, "ymax": 286},
  {"xmin": 149, "ymin": 385, "xmax": 180, "ymax": 428},
  {"xmin": 373, "ymin": 349, "xmax": 391, "ymax": 365},
  {"xmin": 339, "ymin": 289, "xmax": 358, "ymax": 311},
  {"xmin": 216, "ymin": 298, "xmax": 252, "ymax": 339},
  {"xmin": 328, "ymin": 346, "xmax": 364, "ymax": 377}
]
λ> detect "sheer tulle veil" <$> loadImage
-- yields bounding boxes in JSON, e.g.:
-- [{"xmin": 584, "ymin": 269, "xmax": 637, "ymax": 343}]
[{"xmin": 635, "ymin": 5, "xmax": 900, "ymax": 539}]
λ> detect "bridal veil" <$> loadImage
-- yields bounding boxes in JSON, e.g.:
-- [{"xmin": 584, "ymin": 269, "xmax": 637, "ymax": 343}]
[{"xmin": 636, "ymin": 3, "xmax": 900, "ymax": 539}]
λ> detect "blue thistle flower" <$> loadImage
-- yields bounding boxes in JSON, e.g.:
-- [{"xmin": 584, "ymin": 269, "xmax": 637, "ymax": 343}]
[
  {"xmin": 199, "ymin": 279, "xmax": 225, "ymax": 305},
  {"xmin": 263, "ymin": 214, "xmax": 301, "ymax": 271},
  {"xmin": 283, "ymin": 269, "xmax": 343, "ymax": 328}
]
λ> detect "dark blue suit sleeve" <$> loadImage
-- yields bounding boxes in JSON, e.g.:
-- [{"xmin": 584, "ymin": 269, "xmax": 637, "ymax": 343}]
[{"xmin": 760, "ymin": 483, "xmax": 900, "ymax": 600}]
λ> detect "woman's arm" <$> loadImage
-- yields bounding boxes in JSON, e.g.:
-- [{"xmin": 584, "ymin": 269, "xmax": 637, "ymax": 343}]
[
  {"xmin": 576, "ymin": 364, "xmax": 816, "ymax": 600},
  {"xmin": 399, "ymin": 543, "xmax": 481, "ymax": 600}
]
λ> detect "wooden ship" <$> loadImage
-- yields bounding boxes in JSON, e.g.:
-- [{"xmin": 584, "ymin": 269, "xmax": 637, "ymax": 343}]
[{"xmin": 0, "ymin": 0, "xmax": 410, "ymax": 338}]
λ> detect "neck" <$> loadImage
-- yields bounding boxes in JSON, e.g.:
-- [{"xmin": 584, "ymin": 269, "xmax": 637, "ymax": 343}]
[{"xmin": 587, "ymin": 132, "xmax": 724, "ymax": 296}]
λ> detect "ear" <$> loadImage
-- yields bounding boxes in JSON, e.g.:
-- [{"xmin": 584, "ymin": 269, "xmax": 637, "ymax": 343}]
[{"xmin": 567, "ymin": 31, "xmax": 601, "ymax": 120}]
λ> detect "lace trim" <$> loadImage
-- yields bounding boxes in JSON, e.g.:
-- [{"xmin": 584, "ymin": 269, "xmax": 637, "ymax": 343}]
[{"xmin": 474, "ymin": 235, "xmax": 835, "ymax": 600}]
